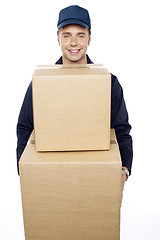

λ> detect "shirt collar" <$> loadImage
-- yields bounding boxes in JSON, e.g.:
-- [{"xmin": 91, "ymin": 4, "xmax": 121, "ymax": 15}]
[{"xmin": 55, "ymin": 54, "xmax": 94, "ymax": 64}]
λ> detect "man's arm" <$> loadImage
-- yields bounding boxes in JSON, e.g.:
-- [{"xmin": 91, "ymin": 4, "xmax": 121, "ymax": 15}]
[
  {"xmin": 111, "ymin": 74, "xmax": 133, "ymax": 175},
  {"xmin": 16, "ymin": 82, "xmax": 34, "ymax": 174},
  {"xmin": 111, "ymin": 74, "xmax": 133, "ymax": 205}
]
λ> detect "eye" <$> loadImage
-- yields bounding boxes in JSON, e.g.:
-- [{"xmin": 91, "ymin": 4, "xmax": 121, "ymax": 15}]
[
  {"xmin": 63, "ymin": 34, "xmax": 70, "ymax": 39},
  {"xmin": 79, "ymin": 35, "xmax": 85, "ymax": 38}
]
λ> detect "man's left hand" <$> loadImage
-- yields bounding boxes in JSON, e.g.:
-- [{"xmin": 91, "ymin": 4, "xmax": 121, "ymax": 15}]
[{"xmin": 121, "ymin": 167, "xmax": 128, "ymax": 206}]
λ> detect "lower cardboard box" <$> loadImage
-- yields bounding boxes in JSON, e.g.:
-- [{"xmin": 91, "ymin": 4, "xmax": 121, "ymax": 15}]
[{"xmin": 20, "ymin": 129, "xmax": 122, "ymax": 240}]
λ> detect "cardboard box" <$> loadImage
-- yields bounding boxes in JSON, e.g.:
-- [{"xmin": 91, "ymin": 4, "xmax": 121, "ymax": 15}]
[
  {"xmin": 28, "ymin": 128, "xmax": 117, "ymax": 144},
  {"xmin": 32, "ymin": 64, "xmax": 111, "ymax": 152},
  {"xmin": 20, "ymin": 130, "xmax": 121, "ymax": 240}
]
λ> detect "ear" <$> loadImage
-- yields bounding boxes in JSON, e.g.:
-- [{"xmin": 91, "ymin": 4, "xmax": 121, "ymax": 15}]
[
  {"xmin": 57, "ymin": 34, "xmax": 61, "ymax": 46},
  {"xmin": 88, "ymin": 35, "xmax": 91, "ymax": 46}
]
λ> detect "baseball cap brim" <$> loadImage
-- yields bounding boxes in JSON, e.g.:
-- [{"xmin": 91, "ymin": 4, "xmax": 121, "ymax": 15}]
[{"xmin": 57, "ymin": 19, "xmax": 89, "ymax": 29}]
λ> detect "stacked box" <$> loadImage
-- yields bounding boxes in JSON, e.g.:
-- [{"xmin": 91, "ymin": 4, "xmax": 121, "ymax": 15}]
[
  {"xmin": 20, "ymin": 64, "xmax": 122, "ymax": 240},
  {"xmin": 32, "ymin": 64, "xmax": 111, "ymax": 151}
]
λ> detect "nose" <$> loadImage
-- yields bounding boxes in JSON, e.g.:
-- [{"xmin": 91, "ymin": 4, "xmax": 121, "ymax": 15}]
[{"xmin": 70, "ymin": 36, "xmax": 78, "ymax": 46}]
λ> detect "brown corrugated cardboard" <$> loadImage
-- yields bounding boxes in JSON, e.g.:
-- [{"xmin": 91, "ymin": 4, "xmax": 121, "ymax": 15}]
[
  {"xmin": 32, "ymin": 64, "xmax": 111, "ymax": 152},
  {"xmin": 20, "ymin": 130, "xmax": 121, "ymax": 240},
  {"xmin": 29, "ymin": 128, "xmax": 117, "ymax": 145}
]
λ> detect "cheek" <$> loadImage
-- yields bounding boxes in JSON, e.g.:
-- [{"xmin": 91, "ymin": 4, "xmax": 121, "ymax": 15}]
[
  {"xmin": 60, "ymin": 39, "xmax": 69, "ymax": 48},
  {"xmin": 80, "ymin": 39, "xmax": 88, "ymax": 48}
]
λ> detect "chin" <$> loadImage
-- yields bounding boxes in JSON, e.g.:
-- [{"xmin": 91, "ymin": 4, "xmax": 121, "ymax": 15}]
[{"xmin": 63, "ymin": 53, "xmax": 86, "ymax": 64}]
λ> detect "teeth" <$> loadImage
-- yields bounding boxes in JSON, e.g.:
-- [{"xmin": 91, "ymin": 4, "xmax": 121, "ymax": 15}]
[{"xmin": 70, "ymin": 50, "xmax": 79, "ymax": 53}]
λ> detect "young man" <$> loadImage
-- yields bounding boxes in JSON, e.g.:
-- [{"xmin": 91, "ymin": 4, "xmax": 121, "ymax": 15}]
[{"xmin": 17, "ymin": 5, "xmax": 133, "ymax": 202}]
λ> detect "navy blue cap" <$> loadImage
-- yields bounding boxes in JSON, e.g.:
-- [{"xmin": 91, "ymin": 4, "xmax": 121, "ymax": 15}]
[{"xmin": 57, "ymin": 5, "xmax": 91, "ymax": 29}]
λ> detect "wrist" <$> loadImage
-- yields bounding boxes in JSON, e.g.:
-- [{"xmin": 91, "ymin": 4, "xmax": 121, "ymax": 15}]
[{"xmin": 122, "ymin": 167, "xmax": 129, "ymax": 181}]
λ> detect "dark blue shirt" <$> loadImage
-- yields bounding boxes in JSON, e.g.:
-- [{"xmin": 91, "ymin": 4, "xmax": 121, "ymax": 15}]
[{"xmin": 16, "ymin": 55, "xmax": 133, "ymax": 174}]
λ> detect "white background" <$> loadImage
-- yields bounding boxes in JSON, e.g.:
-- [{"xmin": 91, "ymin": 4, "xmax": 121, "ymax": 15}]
[{"xmin": 0, "ymin": 0, "xmax": 160, "ymax": 239}]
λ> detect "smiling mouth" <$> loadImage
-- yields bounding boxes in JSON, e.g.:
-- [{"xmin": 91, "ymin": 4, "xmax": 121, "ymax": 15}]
[{"xmin": 68, "ymin": 49, "xmax": 81, "ymax": 54}]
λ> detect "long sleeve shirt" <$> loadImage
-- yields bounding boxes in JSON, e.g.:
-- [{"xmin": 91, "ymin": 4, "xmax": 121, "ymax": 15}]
[{"xmin": 16, "ymin": 55, "xmax": 133, "ymax": 175}]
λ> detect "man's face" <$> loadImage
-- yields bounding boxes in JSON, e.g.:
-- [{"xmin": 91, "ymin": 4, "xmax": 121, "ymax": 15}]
[{"xmin": 58, "ymin": 24, "xmax": 91, "ymax": 64}]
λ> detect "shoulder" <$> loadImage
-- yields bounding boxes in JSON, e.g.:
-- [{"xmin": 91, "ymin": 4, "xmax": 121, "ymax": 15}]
[
  {"xmin": 28, "ymin": 81, "xmax": 32, "ymax": 89},
  {"xmin": 110, "ymin": 73, "xmax": 123, "ymax": 94},
  {"xmin": 111, "ymin": 73, "xmax": 120, "ymax": 87},
  {"xmin": 23, "ymin": 81, "xmax": 32, "ymax": 101},
  {"xmin": 26, "ymin": 81, "xmax": 32, "ymax": 94}
]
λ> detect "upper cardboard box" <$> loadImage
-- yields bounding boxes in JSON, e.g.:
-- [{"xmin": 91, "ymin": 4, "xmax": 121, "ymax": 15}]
[{"xmin": 32, "ymin": 64, "xmax": 111, "ymax": 152}]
